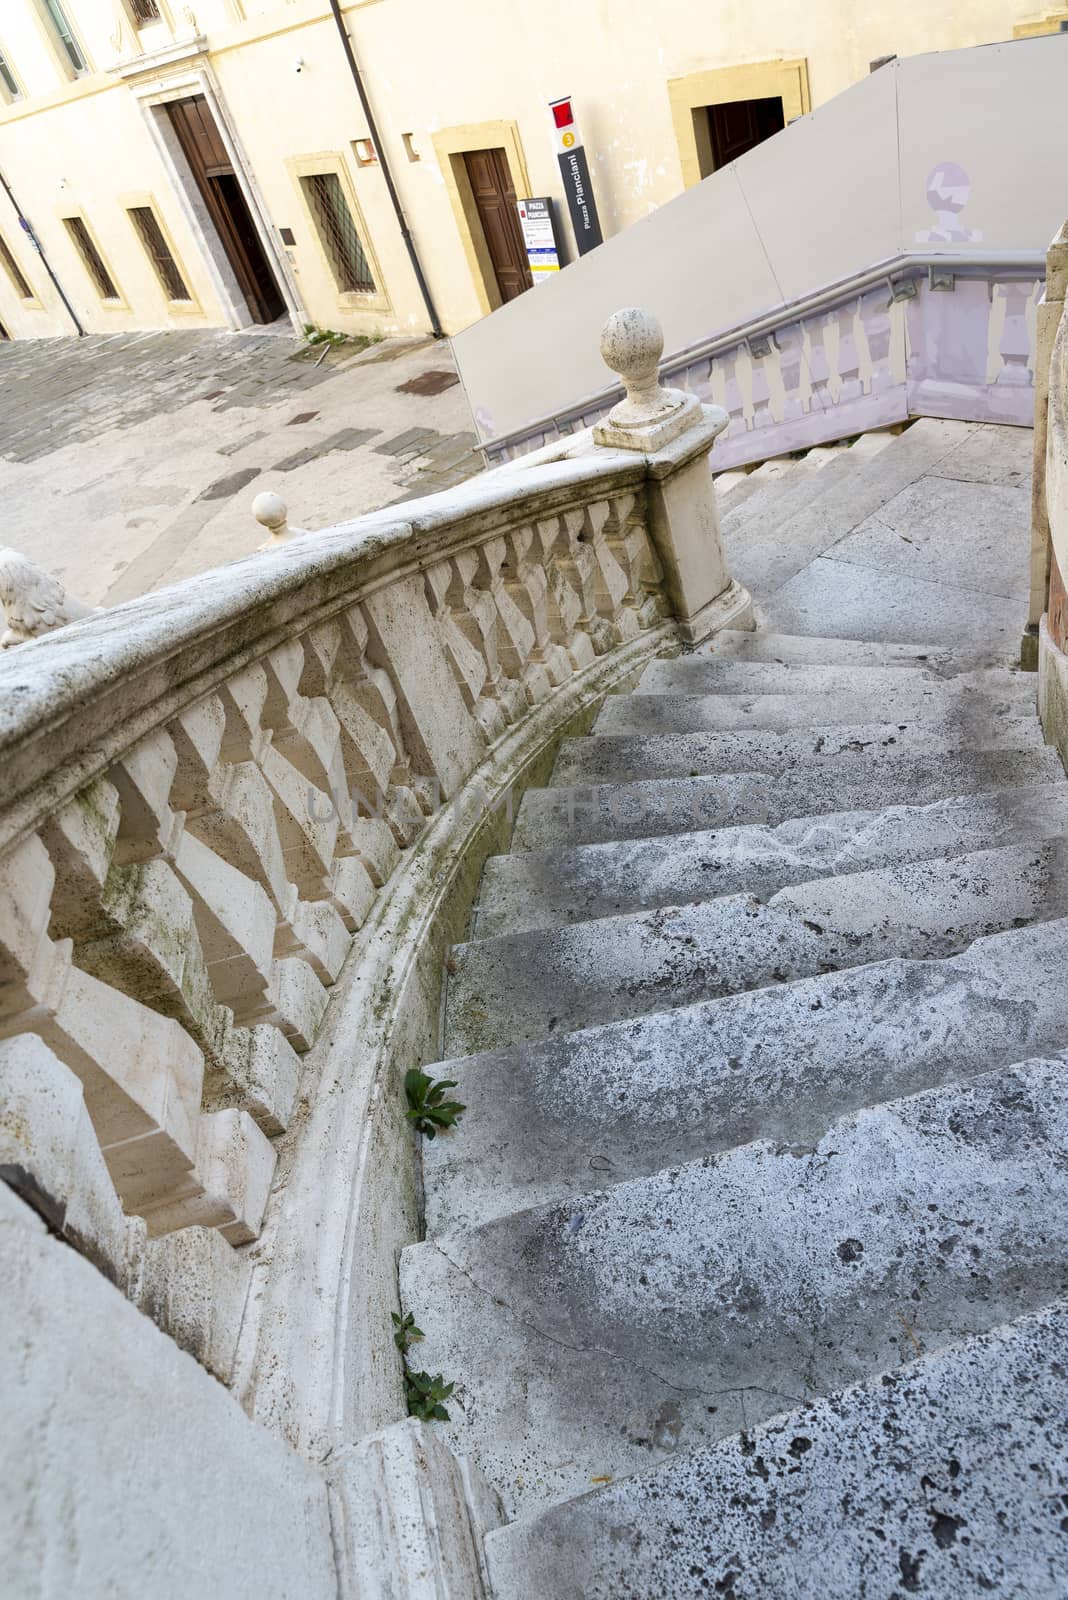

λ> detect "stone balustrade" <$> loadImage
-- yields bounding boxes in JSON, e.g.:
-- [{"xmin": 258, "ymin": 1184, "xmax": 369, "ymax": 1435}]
[
  {"xmin": 491, "ymin": 267, "xmax": 1043, "ymax": 472},
  {"xmin": 0, "ymin": 313, "xmax": 750, "ymax": 1390}
]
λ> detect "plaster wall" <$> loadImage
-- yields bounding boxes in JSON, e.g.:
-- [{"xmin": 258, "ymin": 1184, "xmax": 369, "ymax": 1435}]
[{"xmin": 0, "ymin": 1, "xmax": 1063, "ymax": 341}]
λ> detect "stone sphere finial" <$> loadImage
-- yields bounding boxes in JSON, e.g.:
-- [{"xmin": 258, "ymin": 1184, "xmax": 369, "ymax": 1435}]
[
  {"xmin": 253, "ymin": 490, "xmax": 289, "ymax": 537},
  {"xmin": 594, "ymin": 307, "xmax": 700, "ymax": 451},
  {"xmin": 599, "ymin": 307, "xmax": 664, "ymax": 398}
]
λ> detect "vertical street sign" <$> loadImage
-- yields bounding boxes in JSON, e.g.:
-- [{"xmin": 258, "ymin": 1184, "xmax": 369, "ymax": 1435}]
[
  {"xmin": 516, "ymin": 197, "xmax": 561, "ymax": 284},
  {"xmin": 549, "ymin": 95, "xmax": 603, "ymax": 257}
]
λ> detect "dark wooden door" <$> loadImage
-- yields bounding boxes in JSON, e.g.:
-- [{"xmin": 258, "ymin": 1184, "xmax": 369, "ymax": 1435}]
[
  {"xmin": 167, "ymin": 96, "xmax": 285, "ymax": 325},
  {"xmin": 706, "ymin": 96, "xmax": 785, "ymax": 169},
  {"xmin": 462, "ymin": 148, "xmax": 532, "ymax": 304}
]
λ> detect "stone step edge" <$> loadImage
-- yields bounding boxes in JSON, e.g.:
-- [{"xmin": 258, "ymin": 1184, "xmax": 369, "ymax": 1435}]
[
  {"xmin": 452, "ymin": 832, "xmax": 1068, "ymax": 967},
  {"xmin": 485, "ymin": 1294, "xmax": 1068, "ymax": 1541}
]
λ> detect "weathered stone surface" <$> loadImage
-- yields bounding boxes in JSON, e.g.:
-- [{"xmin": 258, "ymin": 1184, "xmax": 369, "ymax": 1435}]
[
  {"xmin": 551, "ymin": 710, "xmax": 1042, "ymax": 785},
  {"xmin": 1, "ymin": 1198, "xmax": 336, "ymax": 1599},
  {"xmin": 445, "ymin": 842, "xmax": 1068, "ymax": 1053},
  {"xmin": 475, "ymin": 781, "xmax": 1068, "ymax": 937},
  {"xmin": 689, "ymin": 625, "xmax": 997, "ymax": 671},
  {"xmin": 512, "ymin": 745, "xmax": 1061, "ymax": 849},
  {"xmin": 424, "ymin": 918, "xmax": 1068, "ymax": 1232},
  {"xmin": 595, "ymin": 671, "xmax": 1032, "ymax": 735},
  {"xmin": 330, "ymin": 1418, "xmax": 505, "ymax": 1600},
  {"xmin": 485, "ymin": 1299, "xmax": 1068, "ymax": 1600},
  {"xmin": 404, "ymin": 1059, "xmax": 1068, "ymax": 1515}
]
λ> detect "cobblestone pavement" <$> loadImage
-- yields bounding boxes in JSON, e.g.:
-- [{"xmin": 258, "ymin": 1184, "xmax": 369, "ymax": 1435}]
[{"xmin": 0, "ymin": 327, "xmax": 479, "ymax": 606}]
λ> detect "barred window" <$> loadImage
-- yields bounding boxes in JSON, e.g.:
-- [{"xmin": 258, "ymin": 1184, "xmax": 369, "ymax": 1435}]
[
  {"xmin": 0, "ymin": 234, "xmax": 32, "ymax": 300},
  {"xmin": 128, "ymin": 0, "xmax": 161, "ymax": 21},
  {"xmin": 0, "ymin": 49, "xmax": 21, "ymax": 101},
  {"xmin": 41, "ymin": 0, "xmax": 87, "ymax": 75},
  {"xmin": 129, "ymin": 206, "xmax": 190, "ymax": 302},
  {"xmin": 300, "ymin": 172, "xmax": 376, "ymax": 294},
  {"xmin": 64, "ymin": 216, "xmax": 119, "ymax": 301}
]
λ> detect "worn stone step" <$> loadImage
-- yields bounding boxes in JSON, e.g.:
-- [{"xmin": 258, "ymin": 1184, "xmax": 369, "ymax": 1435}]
[
  {"xmin": 512, "ymin": 745, "xmax": 1062, "ymax": 851},
  {"xmin": 633, "ymin": 656, "xmax": 937, "ymax": 696},
  {"xmin": 403, "ymin": 1058, "xmax": 1068, "ymax": 1516},
  {"xmin": 720, "ymin": 438, "xmax": 896, "ymax": 561},
  {"xmin": 687, "ymin": 627, "xmax": 1004, "ymax": 674},
  {"xmin": 595, "ymin": 677, "xmax": 1032, "ymax": 737},
  {"xmin": 476, "ymin": 782, "xmax": 1068, "ymax": 939},
  {"xmin": 552, "ymin": 712, "xmax": 1042, "ymax": 786},
  {"xmin": 423, "ymin": 918, "xmax": 1068, "ymax": 1233},
  {"xmin": 729, "ymin": 415, "xmax": 977, "ymax": 601},
  {"xmin": 484, "ymin": 1297, "xmax": 1068, "ymax": 1599},
  {"xmin": 444, "ymin": 840, "xmax": 1068, "ymax": 1055},
  {"xmin": 718, "ymin": 445, "xmax": 849, "ymax": 541}
]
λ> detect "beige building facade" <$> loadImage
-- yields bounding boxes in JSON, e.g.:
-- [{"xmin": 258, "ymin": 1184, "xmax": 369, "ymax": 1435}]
[{"xmin": 0, "ymin": 0, "xmax": 1066, "ymax": 343}]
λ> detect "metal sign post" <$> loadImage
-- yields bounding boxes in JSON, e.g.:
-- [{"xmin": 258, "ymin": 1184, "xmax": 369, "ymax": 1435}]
[{"xmin": 549, "ymin": 95, "xmax": 603, "ymax": 257}]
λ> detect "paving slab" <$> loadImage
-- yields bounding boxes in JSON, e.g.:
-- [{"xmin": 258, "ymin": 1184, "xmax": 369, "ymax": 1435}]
[
  {"xmin": 761, "ymin": 555, "xmax": 1033, "ymax": 648},
  {"xmin": 0, "ymin": 331, "xmax": 476, "ymax": 605}
]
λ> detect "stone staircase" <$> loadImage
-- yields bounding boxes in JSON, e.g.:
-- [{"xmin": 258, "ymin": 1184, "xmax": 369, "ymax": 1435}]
[{"xmin": 400, "ymin": 615, "xmax": 1068, "ymax": 1594}]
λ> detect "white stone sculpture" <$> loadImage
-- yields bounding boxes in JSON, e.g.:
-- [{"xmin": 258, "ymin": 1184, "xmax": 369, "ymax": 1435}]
[
  {"xmin": 253, "ymin": 490, "xmax": 308, "ymax": 549},
  {"xmin": 594, "ymin": 306, "xmax": 701, "ymax": 451},
  {"xmin": 0, "ymin": 547, "xmax": 97, "ymax": 647}
]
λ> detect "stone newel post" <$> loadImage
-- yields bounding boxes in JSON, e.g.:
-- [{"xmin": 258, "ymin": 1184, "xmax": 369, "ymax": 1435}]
[{"xmin": 594, "ymin": 307, "xmax": 753, "ymax": 643}]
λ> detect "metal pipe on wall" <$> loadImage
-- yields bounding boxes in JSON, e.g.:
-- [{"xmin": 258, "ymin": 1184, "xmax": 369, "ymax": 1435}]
[
  {"xmin": 326, "ymin": 0, "xmax": 443, "ymax": 339},
  {"xmin": 0, "ymin": 166, "xmax": 84, "ymax": 337}
]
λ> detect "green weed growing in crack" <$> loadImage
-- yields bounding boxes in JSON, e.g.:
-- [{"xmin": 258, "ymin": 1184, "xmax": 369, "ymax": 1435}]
[
  {"xmin": 405, "ymin": 1067, "xmax": 465, "ymax": 1139},
  {"xmin": 391, "ymin": 1311, "xmax": 456, "ymax": 1422}
]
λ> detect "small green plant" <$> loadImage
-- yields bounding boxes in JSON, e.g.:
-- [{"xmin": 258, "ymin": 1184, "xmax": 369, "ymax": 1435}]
[
  {"xmin": 404, "ymin": 1368, "xmax": 455, "ymax": 1422},
  {"xmin": 391, "ymin": 1310, "xmax": 423, "ymax": 1355},
  {"xmin": 405, "ymin": 1067, "xmax": 465, "ymax": 1139},
  {"xmin": 391, "ymin": 1311, "xmax": 455, "ymax": 1421}
]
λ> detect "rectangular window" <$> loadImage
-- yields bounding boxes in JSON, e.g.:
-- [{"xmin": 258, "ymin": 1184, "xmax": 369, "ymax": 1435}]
[
  {"xmin": 64, "ymin": 216, "xmax": 119, "ymax": 300},
  {"xmin": 41, "ymin": 0, "xmax": 87, "ymax": 76},
  {"xmin": 0, "ymin": 234, "xmax": 32, "ymax": 300},
  {"xmin": 129, "ymin": 0, "xmax": 161, "ymax": 20},
  {"xmin": 0, "ymin": 49, "xmax": 21, "ymax": 101},
  {"xmin": 300, "ymin": 172, "xmax": 376, "ymax": 294},
  {"xmin": 128, "ymin": 206, "xmax": 190, "ymax": 302}
]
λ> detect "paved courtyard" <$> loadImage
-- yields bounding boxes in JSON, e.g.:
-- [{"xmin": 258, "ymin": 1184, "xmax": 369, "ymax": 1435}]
[{"xmin": 0, "ymin": 328, "xmax": 479, "ymax": 607}]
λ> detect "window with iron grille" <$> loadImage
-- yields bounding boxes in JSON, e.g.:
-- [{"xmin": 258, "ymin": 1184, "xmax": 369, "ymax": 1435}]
[
  {"xmin": 0, "ymin": 234, "xmax": 32, "ymax": 300},
  {"xmin": 64, "ymin": 216, "xmax": 119, "ymax": 301},
  {"xmin": 0, "ymin": 49, "xmax": 21, "ymax": 101},
  {"xmin": 128, "ymin": 0, "xmax": 161, "ymax": 21},
  {"xmin": 128, "ymin": 206, "xmax": 190, "ymax": 302},
  {"xmin": 300, "ymin": 172, "xmax": 376, "ymax": 294},
  {"xmin": 40, "ymin": 0, "xmax": 87, "ymax": 75}
]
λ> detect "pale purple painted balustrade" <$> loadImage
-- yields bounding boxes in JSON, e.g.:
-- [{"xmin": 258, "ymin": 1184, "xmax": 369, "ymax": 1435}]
[{"xmin": 491, "ymin": 270, "xmax": 1041, "ymax": 471}]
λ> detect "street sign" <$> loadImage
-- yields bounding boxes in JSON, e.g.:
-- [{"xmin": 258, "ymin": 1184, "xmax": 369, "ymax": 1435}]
[
  {"xmin": 516, "ymin": 196, "xmax": 561, "ymax": 284},
  {"xmin": 548, "ymin": 95, "xmax": 603, "ymax": 257}
]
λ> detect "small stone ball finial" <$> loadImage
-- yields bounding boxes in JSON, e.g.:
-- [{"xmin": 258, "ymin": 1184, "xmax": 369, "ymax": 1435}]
[
  {"xmin": 597, "ymin": 306, "xmax": 687, "ymax": 436},
  {"xmin": 599, "ymin": 306, "xmax": 664, "ymax": 392},
  {"xmin": 253, "ymin": 490, "xmax": 289, "ymax": 536}
]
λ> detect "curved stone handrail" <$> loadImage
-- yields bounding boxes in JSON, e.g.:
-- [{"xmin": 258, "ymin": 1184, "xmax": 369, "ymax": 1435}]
[{"xmin": 0, "ymin": 364, "xmax": 749, "ymax": 1454}]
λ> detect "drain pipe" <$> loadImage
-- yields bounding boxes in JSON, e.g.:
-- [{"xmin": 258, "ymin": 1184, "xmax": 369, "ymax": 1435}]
[
  {"xmin": 0, "ymin": 165, "xmax": 84, "ymax": 337},
  {"xmin": 327, "ymin": 0, "xmax": 443, "ymax": 338}
]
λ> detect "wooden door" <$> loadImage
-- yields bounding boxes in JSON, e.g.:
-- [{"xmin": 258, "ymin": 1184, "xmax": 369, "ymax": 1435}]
[
  {"xmin": 462, "ymin": 148, "xmax": 532, "ymax": 305},
  {"xmin": 167, "ymin": 96, "xmax": 285, "ymax": 325},
  {"xmin": 706, "ymin": 96, "xmax": 785, "ymax": 169}
]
